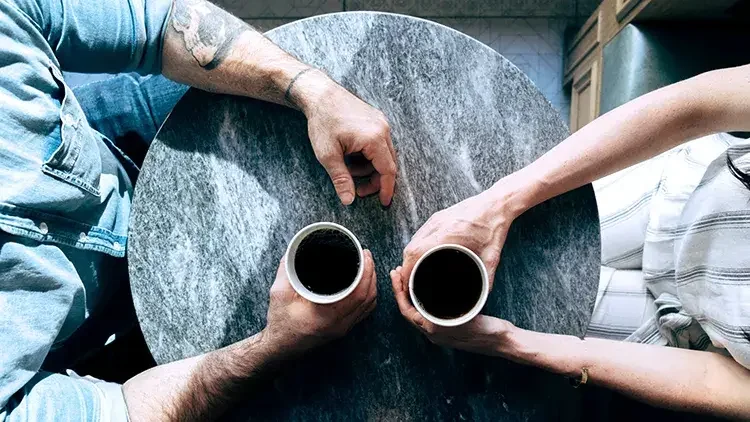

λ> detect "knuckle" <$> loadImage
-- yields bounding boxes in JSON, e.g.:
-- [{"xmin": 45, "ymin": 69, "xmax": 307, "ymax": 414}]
[
  {"xmin": 315, "ymin": 150, "xmax": 336, "ymax": 165},
  {"xmin": 268, "ymin": 289, "xmax": 283, "ymax": 301},
  {"xmin": 377, "ymin": 119, "xmax": 391, "ymax": 135},
  {"xmin": 330, "ymin": 174, "xmax": 352, "ymax": 189},
  {"xmin": 489, "ymin": 254, "xmax": 501, "ymax": 267},
  {"xmin": 403, "ymin": 247, "xmax": 419, "ymax": 261},
  {"xmin": 416, "ymin": 319, "xmax": 435, "ymax": 335},
  {"xmin": 356, "ymin": 291, "xmax": 370, "ymax": 305}
]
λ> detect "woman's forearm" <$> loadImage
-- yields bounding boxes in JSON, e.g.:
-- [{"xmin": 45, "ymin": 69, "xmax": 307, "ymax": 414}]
[
  {"xmin": 499, "ymin": 327, "xmax": 750, "ymax": 419},
  {"xmin": 491, "ymin": 65, "xmax": 750, "ymax": 218}
]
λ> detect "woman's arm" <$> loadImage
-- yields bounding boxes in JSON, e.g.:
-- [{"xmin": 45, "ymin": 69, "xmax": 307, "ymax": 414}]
[
  {"xmin": 396, "ymin": 64, "xmax": 750, "ymax": 285},
  {"xmin": 493, "ymin": 64, "xmax": 750, "ymax": 216},
  {"xmin": 389, "ymin": 269, "xmax": 750, "ymax": 420},
  {"xmin": 504, "ymin": 326, "xmax": 750, "ymax": 420}
]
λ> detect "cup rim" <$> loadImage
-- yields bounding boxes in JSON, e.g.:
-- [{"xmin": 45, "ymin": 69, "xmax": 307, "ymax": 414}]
[
  {"xmin": 408, "ymin": 243, "xmax": 489, "ymax": 327},
  {"xmin": 285, "ymin": 222, "xmax": 365, "ymax": 305}
]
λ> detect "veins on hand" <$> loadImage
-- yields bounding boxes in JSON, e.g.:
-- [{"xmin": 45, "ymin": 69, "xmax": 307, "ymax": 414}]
[{"xmin": 171, "ymin": 0, "xmax": 246, "ymax": 70}]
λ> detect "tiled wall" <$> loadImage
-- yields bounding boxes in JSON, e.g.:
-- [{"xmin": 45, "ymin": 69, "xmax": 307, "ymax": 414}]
[
  {"xmin": 432, "ymin": 18, "xmax": 570, "ymax": 119},
  {"xmin": 232, "ymin": 0, "xmax": 604, "ymax": 122},
  {"xmin": 221, "ymin": 0, "xmax": 598, "ymax": 18}
]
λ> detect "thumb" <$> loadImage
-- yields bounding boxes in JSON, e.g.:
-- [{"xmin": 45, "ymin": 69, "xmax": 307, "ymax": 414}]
[{"xmin": 322, "ymin": 158, "xmax": 356, "ymax": 205}]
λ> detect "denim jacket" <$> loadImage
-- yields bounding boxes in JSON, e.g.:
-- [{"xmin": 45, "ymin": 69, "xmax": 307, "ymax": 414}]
[{"xmin": 0, "ymin": 0, "xmax": 177, "ymax": 420}]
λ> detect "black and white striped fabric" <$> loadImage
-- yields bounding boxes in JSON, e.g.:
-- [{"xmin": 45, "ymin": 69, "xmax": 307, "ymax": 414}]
[{"xmin": 585, "ymin": 133, "xmax": 750, "ymax": 369}]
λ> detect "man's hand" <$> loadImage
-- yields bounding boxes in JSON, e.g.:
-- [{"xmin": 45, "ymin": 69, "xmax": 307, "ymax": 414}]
[
  {"xmin": 264, "ymin": 249, "xmax": 379, "ymax": 357},
  {"xmin": 124, "ymin": 251, "xmax": 377, "ymax": 421},
  {"xmin": 390, "ymin": 266, "xmax": 513, "ymax": 355},
  {"xmin": 292, "ymin": 71, "xmax": 397, "ymax": 207},
  {"xmin": 163, "ymin": 0, "xmax": 398, "ymax": 207},
  {"xmin": 396, "ymin": 191, "xmax": 515, "ymax": 291}
]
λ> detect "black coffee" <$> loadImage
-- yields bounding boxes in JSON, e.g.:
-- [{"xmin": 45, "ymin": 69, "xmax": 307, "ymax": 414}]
[
  {"xmin": 294, "ymin": 229, "xmax": 360, "ymax": 295},
  {"xmin": 413, "ymin": 249, "xmax": 483, "ymax": 319}
]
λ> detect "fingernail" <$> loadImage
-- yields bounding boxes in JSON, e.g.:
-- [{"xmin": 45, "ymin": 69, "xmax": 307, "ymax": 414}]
[
  {"xmin": 380, "ymin": 201, "xmax": 392, "ymax": 210},
  {"xmin": 341, "ymin": 192, "xmax": 354, "ymax": 205}
]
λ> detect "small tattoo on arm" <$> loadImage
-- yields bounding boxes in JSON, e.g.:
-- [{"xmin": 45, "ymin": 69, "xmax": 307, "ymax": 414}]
[{"xmin": 172, "ymin": 0, "xmax": 246, "ymax": 70}]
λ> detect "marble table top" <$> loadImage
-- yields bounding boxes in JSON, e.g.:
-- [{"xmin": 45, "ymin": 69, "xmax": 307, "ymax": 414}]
[{"xmin": 129, "ymin": 12, "xmax": 600, "ymax": 421}]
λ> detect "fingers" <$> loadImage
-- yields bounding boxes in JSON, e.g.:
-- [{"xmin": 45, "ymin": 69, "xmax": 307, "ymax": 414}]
[
  {"xmin": 270, "ymin": 255, "xmax": 290, "ymax": 293},
  {"xmin": 362, "ymin": 140, "xmax": 397, "ymax": 207},
  {"xmin": 385, "ymin": 132, "xmax": 397, "ymax": 164},
  {"xmin": 353, "ymin": 250, "xmax": 378, "ymax": 325},
  {"xmin": 357, "ymin": 262, "xmax": 379, "ymax": 323},
  {"xmin": 356, "ymin": 173, "xmax": 381, "ymax": 198},
  {"xmin": 320, "ymin": 155, "xmax": 356, "ymax": 206},
  {"xmin": 398, "ymin": 247, "xmax": 422, "ymax": 293},
  {"xmin": 362, "ymin": 250, "xmax": 378, "ymax": 304},
  {"xmin": 346, "ymin": 153, "xmax": 376, "ymax": 177},
  {"xmin": 378, "ymin": 175, "xmax": 396, "ymax": 207},
  {"xmin": 389, "ymin": 266, "xmax": 421, "ymax": 322},
  {"xmin": 480, "ymin": 249, "xmax": 502, "ymax": 291},
  {"xmin": 350, "ymin": 249, "xmax": 376, "ymax": 302},
  {"xmin": 349, "ymin": 161, "xmax": 376, "ymax": 177},
  {"xmin": 382, "ymin": 133, "xmax": 397, "ymax": 206}
]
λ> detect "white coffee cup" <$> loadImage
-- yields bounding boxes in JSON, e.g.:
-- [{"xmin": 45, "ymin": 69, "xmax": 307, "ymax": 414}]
[
  {"xmin": 285, "ymin": 222, "xmax": 365, "ymax": 304},
  {"xmin": 408, "ymin": 244, "xmax": 489, "ymax": 327}
]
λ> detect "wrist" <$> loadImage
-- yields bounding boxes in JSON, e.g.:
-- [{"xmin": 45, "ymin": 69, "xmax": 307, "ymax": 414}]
[
  {"xmin": 498, "ymin": 325, "xmax": 586, "ymax": 378},
  {"xmin": 237, "ymin": 329, "xmax": 287, "ymax": 365},
  {"xmin": 279, "ymin": 67, "xmax": 337, "ymax": 114},
  {"xmin": 257, "ymin": 325, "xmax": 322, "ymax": 362},
  {"xmin": 486, "ymin": 170, "xmax": 539, "ymax": 221}
]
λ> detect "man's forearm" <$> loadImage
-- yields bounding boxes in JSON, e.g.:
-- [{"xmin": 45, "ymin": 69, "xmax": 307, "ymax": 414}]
[
  {"xmin": 161, "ymin": 0, "xmax": 331, "ymax": 112},
  {"xmin": 488, "ymin": 65, "xmax": 750, "ymax": 219},
  {"xmin": 122, "ymin": 331, "xmax": 281, "ymax": 421},
  {"xmin": 498, "ymin": 327, "xmax": 750, "ymax": 419}
]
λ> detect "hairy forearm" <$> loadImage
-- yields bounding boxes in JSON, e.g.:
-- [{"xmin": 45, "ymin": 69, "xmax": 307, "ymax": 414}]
[
  {"xmin": 490, "ymin": 65, "xmax": 750, "ymax": 218},
  {"xmin": 161, "ymin": 0, "xmax": 333, "ymax": 112},
  {"xmin": 122, "ymin": 331, "xmax": 281, "ymax": 421},
  {"xmin": 499, "ymin": 327, "xmax": 750, "ymax": 419}
]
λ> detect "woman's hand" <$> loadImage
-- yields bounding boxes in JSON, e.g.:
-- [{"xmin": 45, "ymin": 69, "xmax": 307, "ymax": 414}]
[
  {"xmin": 389, "ymin": 266, "xmax": 514, "ymax": 356},
  {"xmin": 396, "ymin": 189, "xmax": 519, "ymax": 290}
]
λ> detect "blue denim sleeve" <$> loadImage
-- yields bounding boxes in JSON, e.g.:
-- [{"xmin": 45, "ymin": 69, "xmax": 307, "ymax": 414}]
[
  {"xmin": 1, "ymin": 372, "xmax": 129, "ymax": 422},
  {"xmin": 0, "ymin": 234, "xmax": 128, "ymax": 421},
  {"xmin": 11, "ymin": 0, "xmax": 173, "ymax": 74}
]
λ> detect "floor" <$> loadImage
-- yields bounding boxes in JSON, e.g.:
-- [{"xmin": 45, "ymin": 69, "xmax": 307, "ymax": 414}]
[{"xmin": 65, "ymin": 0, "xmax": 605, "ymax": 126}]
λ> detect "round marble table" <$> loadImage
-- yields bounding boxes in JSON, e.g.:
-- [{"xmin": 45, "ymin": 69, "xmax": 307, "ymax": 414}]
[{"xmin": 129, "ymin": 12, "xmax": 600, "ymax": 421}]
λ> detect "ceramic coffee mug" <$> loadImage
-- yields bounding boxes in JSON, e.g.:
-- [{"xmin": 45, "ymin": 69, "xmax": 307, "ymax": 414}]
[
  {"xmin": 285, "ymin": 222, "xmax": 365, "ymax": 304},
  {"xmin": 409, "ymin": 244, "xmax": 489, "ymax": 327}
]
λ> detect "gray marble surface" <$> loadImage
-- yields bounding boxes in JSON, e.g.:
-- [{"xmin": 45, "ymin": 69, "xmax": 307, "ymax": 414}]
[{"xmin": 129, "ymin": 12, "xmax": 600, "ymax": 421}]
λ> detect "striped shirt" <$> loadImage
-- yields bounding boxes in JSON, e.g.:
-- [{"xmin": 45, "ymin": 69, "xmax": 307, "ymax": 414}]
[{"xmin": 588, "ymin": 133, "xmax": 750, "ymax": 369}]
